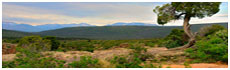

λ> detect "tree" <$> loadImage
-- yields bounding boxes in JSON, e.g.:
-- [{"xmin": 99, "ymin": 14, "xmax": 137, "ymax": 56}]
[
  {"xmin": 17, "ymin": 36, "xmax": 51, "ymax": 52},
  {"xmin": 43, "ymin": 36, "xmax": 60, "ymax": 51},
  {"xmin": 153, "ymin": 2, "xmax": 221, "ymax": 49}
]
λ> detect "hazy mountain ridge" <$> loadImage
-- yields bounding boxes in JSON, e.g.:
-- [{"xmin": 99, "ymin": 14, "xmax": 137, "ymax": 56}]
[
  {"xmin": 2, "ymin": 22, "xmax": 95, "ymax": 32},
  {"xmin": 3, "ymin": 22, "xmax": 42, "ymax": 32},
  {"xmin": 3, "ymin": 22, "xmax": 158, "ymax": 32},
  {"xmin": 106, "ymin": 22, "xmax": 158, "ymax": 26}
]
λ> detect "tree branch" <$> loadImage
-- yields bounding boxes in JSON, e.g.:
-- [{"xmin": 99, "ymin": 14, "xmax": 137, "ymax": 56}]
[{"xmin": 175, "ymin": 13, "xmax": 186, "ymax": 19}]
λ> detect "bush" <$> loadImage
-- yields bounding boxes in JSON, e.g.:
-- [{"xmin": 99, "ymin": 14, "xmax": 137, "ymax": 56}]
[
  {"xmin": 198, "ymin": 24, "xmax": 225, "ymax": 37},
  {"xmin": 109, "ymin": 43, "xmax": 154, "ymax": 68},
  {"xmin": 61, "ymin": 41, "xmax": 94, "ymax": 52},
  {"xmin": 96, "ymin": 40, "xmax": 122, "ymax": 50},
  {"xmin": 110, "ymin": 56, "xmax": 143, "ymax": 68},
  {"xmin": 3, "ymin": 47, "xmax": 66, "ymax": 68},
  {"xmin": 2, "ymin": 61, "xmax": 16, "ymax": 68},
  {"xmin": 185, "ymin": 29, "xmax": 228, "ymax": 63},
  {"xmin": 163, "ymin": 29, "xmax": 188, "ymax": 48},
  {"xmin": 164, "ymin": 40, "xmax": 183, "ymax": 49},
  {"xmin": 68, "ymin": 56, "xmax": 99, "ymax": 68},
  {"xmin": 2, "ymin": 36, "xmax": 66, "ymax": 68},
  {"xmin": 43, "ymin": 36, "xmax": 60, "ymax": 51},
  {"xmin": 3, "ymin": 39, "xmax": 20, "ymax": 44},
  {"xmin": 129, "ymin": 43, "xmax": 147, "ymax": 53},
  {"xmin": 17, "ymin": 36, "xmax": 52, "ymax": 52}
]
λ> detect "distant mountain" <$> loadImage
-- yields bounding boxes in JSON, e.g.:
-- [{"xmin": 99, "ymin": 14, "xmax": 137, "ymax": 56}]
[
  {"xmin": 2, "ymin": 22, "xmax": 42, "ymax": 32},
  {"xmin": 36, "ymin": 23, "xmax": 95, "ymax": 31},
  {"xmin": 106, "ymin": 22, "xmax": 158, "ymax": 26},
  {"xmin": 2, "ymin": 22, "xmax": 95, "ymax": 32}
]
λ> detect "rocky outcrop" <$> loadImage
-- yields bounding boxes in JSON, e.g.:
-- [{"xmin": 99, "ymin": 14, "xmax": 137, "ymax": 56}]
[{"xmin": 2, "ymin": 43, "xmax": 17, "ymax": 54}]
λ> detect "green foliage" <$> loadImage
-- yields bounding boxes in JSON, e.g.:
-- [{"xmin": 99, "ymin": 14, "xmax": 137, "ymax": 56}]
[
  {"xmin": 2, "ymin": 36, "xmax": 66, "ymax": 68},
  {"xmin": 2, "ymin": 39, "xmax": 20, "ymax": 44},
  {"xmin": 95, "ymin": 40, "xmax": 122, "ymax": 50},
  {"xmin": 129, "ymin": 43, "xmax": 154, "ymax": 61},
  {"xmin": 153, "ymin": 2, "xmax": 221, "ymax": 25},
  {"xmin": 2, "ymin": 29, "xmax": 34, "ymax": 38},
  {"xmin": 2, "ymin": 61, "xmax": 16, "ymax": 68},
  {"xmin": 61, "ymin": 40, "xmax": 94, "ymax": 52},
  {"xmin": 3, "ymin": 23, "xmax": 227, "ymax": 40},
  {"xmin": 198, "ymin": 24, "xmax": 225, "ymax": 37},
  {"xmin": 3, "ymin": 46, "xmax": 66, "ymax": 68},
  {"xmin": 110, "ymin": 56, "xmax": 143, "ymax": 68},
  {"xmin": 43, "ymin": 36, "xmax": 60, "ymax": 51},
  {"xmin": 153, "ymin": 4, "xmax": 175, "ymax": 25},
  {"xmin": 184, "ymin": 62, "xmax": 192, "ymax": 68},
  {"xmin": 109, "ymin": 43, "xmax": 154, "ymax": 68},
  {"xmin": 164, "ymin": 40, "xmax": 182, "ymax": 49},
  {"xmin": 68, "ymin": 56, "xmax": 99, "ymax": 68},
  {"xmin": 185, "ymin": 29, "xmax": 228, "ymax": 63},
  {"xmin": 129, "ymin": 43, "xmax": 147, "ymax": 53},
  {"xmin": 17, "ymin": 36, "xmax": 52, "ymax": 52},
  {"xmin": 163, "ymin": 29, "xmax": 188, "ymax": 48},
  {"xmin": 171, "ymin": 2, "xmax": 221, "ymax": 18}
]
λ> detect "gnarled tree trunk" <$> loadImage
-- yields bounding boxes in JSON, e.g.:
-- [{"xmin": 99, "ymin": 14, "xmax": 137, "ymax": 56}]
[{"xmin": 169, "ymin": 14, "xmax": 197, "ymax": 50}]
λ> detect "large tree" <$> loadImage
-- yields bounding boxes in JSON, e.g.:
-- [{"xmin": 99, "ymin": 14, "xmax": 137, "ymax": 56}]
[{"xmin": 153, "ymin": 2, "xmax": 221, "ymax": 49}]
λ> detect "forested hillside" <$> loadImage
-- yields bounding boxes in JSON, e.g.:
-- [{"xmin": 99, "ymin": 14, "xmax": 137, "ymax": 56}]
[
  {"xmin": 37, "ymin": 23, "xmax": 228, "ymax": 40},
  {"xmin": 2, "ymin": 29, "xmax": 35, "ymax": 39},
  {"xmin": 3, "ymin": 23, "xmax": 228, "ymax": 40}
]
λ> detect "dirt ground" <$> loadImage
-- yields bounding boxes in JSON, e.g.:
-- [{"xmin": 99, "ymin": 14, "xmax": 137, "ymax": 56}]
[{"xmin": 2, "ymin": 47, "xmax": 228, "ymax": 68}]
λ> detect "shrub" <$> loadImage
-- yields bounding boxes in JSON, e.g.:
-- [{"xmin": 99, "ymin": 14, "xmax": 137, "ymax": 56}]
[
  {"xmin": 109, "ymin": 43, "xmax": 154, "ymax": 68},
  {"xmin": 2, "ymin": 36, "xmax": 66, "ymax": 68},
  {"xmin": 198, "ymin": 24, "xmax": 225, "ymax": 37},
  {"xmin": 62, "ymin": 41, "xmax": 94, "ymax": 52},
  {"xmin": 185, "ymin": 29, "xmax": 228, "ymax": 63},
  {"xmin": 3, "ymin": 39, "xmax": 20, "ymax": 44},
  {"xmin": 144, "ymin": 41, "xmax": 156, "ymax": 47},
  {"xmin": 17, "ymin": 36, "xmax": 52, "ymax": 52},
  {"xmin": 129, "ymin": 43, "xmax": 147, "ymax": 53},
  {"xmin": 43, "ymin": 36, "xmax": 60, "ymax": 51},
  {"xmin": 3, "ymin": 47, "xmax": 66, "ymax": 68},
  {"xmin": 2, "ymin": 61, "xmax": 16, "ymax": 68},
  {"xmin": 164, "ymin": 29, "xmax": 189, "ymax": 48},
  {"xmin": 164, "ymin": 40, "xmax": 183, "ymax": 49},
  {"xmin": 110, "ymin": 56, "xmax": 143, "ymax": 68},
  {"xmin": 129, "ymin": 43, "xmax": 154, "ymax": 61},
  {"xmin": 97, "ymin": 40, "xmax": 122, "ymax": 50},
  {"xmin": 68, "ymin": 56, "xmax": 99, "ymax": 68}
]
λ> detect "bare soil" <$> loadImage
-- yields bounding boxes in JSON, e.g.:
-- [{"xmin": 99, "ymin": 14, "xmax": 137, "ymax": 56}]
[{"xmin": 2, "ymin": 47, "xmax": 228, "ymax": 68}]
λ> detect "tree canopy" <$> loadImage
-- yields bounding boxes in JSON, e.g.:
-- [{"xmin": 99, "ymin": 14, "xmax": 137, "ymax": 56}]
[{"xmin": 153, "ymin": 2, "xmax": 221, "ymax": 25}]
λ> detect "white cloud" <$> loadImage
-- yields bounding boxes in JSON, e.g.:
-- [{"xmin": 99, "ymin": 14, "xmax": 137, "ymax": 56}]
[{"xmin": 2, "ymin": 3, "xmax": 228, "ymax": 26}]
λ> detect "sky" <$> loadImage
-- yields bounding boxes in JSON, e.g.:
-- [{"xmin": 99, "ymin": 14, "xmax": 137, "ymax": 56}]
[{"xmin": 2, "ymin": 2, "xmax": 228, "ymax": 26}]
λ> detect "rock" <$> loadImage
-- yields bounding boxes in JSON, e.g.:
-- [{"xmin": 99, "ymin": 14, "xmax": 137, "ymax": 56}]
[{"xmin": 2, "ymin": 43, "xmax": 17, "ymax": 54}]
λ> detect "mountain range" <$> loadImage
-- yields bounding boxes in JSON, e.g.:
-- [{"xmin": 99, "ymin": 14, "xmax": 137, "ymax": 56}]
[
  {"xmin": 106, "ymin": 22, "xmax": 157, "ymax": 26},
  {"xmin": 2, "ymin": 22, "xmax": 157, "ymax": 32},
  {"xmin": 2, "ymin": 22, "xmax": 96, "ymax": 32}
]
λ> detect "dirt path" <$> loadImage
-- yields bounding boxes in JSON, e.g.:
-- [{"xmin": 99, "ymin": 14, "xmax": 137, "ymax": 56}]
[
  {"xmin": 2, "ymin": 54, "xmax": 16, "ymax": 62},
  {"xmin": 147, "ymin": 47, "xmax": 184, "ymax": 56}
]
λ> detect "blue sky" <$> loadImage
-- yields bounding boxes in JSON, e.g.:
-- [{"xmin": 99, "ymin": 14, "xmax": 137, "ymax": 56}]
[{"xmin": 2, "ymin": 2, "xmax": 228, "ymax": 26}]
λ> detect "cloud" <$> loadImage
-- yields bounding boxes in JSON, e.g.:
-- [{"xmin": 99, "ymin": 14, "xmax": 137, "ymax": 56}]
[{"xmin": 2, "ymin": 2, "xmax": 228, "ymax": 26}]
